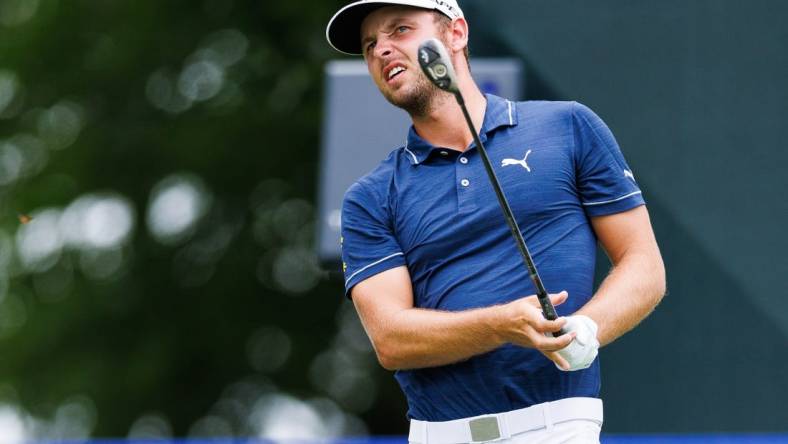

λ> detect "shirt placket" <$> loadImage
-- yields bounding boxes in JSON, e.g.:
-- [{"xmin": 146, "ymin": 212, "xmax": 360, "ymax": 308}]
[{"xmin": 456, "ymin": 149, "xmax": 478, "ymax": 214}]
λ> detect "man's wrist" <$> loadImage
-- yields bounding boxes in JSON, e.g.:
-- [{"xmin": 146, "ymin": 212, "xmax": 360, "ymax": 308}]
[{"xmin": 484, "ymin": 303, "xmax": 511, "ymax": 347}]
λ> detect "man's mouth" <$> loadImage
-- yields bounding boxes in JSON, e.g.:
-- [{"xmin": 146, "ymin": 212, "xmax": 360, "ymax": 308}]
[
  {"xmin": 388, "ymin": 66, "xmax": 406, "ymax": 79},
  {"xmin": 384, "ymin": 64, "xmax": 407, "ymax": 82}
]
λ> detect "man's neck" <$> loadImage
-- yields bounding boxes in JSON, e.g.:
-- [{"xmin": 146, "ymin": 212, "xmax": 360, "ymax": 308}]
[{"xmin": 411, "ymin": 81, "xmax": 487, "ymax": 152}]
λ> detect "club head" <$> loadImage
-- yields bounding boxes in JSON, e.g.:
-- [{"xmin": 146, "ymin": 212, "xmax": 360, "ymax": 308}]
[{"xmin": 418, "ymin": 38, "xmax": 460, "ymax": 94}]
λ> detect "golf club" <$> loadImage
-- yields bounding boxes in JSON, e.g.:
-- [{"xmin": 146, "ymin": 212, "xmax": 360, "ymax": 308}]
[{"xmin": 417, "ymin": 38, "xmax": 564, "ymax": 335}]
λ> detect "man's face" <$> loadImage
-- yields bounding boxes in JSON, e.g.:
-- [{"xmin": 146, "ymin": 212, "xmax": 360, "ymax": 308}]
[{"xmin": 360, "ymin": 6, "xmax": 448, "ymax": 115}]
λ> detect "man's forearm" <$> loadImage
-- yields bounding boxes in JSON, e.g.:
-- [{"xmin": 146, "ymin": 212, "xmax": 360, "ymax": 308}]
[
  {"xmin": 373, "ymin": 305, "xmax": 508, "ymax": 370},
  {"xmin": 577, "ymin": 249, "xmax": 666, "ymax": 346},
  {"xmin": 357, "ymin": 293, "xmax": 571, "ymax": 371},
  {"xmin": 352, "ymin": 267, "xmax": 572, "ymax": 371}
]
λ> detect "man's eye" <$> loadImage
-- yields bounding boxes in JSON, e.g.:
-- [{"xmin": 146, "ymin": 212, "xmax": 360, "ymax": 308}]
[
  {"xmin": 397, "ymin": 26, "xmax": 409, "ymax": 33},
  {"xmin": 366, "ymin": 41, "xmax": 376, "ymax": 53}
]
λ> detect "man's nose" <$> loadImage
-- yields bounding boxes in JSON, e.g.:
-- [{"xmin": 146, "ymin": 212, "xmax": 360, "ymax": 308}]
[{"xmin": 373, "ymin": 38, "xmax": 393, "ymax": 59}]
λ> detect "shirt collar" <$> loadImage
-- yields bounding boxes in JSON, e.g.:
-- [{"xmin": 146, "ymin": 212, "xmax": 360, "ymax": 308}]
[{"xmin": 403, "ymin": 94, "xmax": 519, "ymax": 165}]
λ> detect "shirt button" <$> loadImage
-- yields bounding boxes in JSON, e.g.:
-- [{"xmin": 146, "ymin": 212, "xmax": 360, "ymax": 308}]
[
  {"xmin": 461, "ymin": 179, "xmax": 470, "ymax": 187},
  {"xmin": 459, "ymin": 157, "xmax": 468, "ymax": 164}
]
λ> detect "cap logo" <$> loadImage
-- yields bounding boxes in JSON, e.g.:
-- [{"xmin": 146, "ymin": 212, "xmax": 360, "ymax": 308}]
[{"xmin": 431, "ymin": 0, "xmax": 460, "ymax": 18}]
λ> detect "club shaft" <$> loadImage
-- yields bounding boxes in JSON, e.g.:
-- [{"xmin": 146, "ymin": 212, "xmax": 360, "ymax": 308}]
[{"xmin": 454, "ymin": 94, "xmax": 563, "ymax": 331}]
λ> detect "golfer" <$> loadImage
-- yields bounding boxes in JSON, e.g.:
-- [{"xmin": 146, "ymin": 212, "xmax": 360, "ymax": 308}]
[{"xmin": 327, "ymin": 1, "xmax": 666, "ymax": 442}]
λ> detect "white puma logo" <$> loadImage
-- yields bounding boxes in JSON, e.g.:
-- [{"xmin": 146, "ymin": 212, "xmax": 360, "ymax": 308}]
[
  {"xmin": 624, "ymin": 169, "xmax": 635, "ymax": 181},
  {"xmin": 501, "ymin": 149, "xmax": 532, "ymax": 172}
]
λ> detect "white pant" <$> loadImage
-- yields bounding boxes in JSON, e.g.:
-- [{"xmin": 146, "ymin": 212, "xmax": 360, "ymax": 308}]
[
  {"xmin": 408, "ymin": 397, "xmax": 603, "ymax": 444},
  {"xmin": 499, "ymin": 419, "xmax": 601, "ymax": 444}
]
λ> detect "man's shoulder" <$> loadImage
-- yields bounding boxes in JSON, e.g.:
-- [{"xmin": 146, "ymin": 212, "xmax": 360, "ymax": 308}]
[
  {"xmin": 504, "ymin": 99, "xmax": 604, "ymax": 133},
  {"xmin": 513, "ymin": 99, "xmax": 606, "ymax": 124},
  {"xmin": 513, "ymin": 99, "xmax": 579, "ymax": 118}
]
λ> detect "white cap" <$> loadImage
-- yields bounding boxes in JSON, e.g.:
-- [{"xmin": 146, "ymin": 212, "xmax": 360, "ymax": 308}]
[{"xmin": 326, "ymin": 0, "xmax": 464, "ymax": 55}]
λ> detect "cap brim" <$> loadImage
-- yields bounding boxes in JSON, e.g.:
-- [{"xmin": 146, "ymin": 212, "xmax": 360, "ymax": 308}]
[{"xmin": 326, "ymin": 0, "xmax": 442, "ymax": 56}]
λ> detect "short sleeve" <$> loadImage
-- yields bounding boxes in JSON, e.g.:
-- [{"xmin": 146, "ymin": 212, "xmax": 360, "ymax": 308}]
[
  {"xmin": 572, "ymin": 102, "xmax": 645, "ymax": 216},
  {"xmin": 340, "ymin": 181, "xmax": 407, "ymax": 298}
]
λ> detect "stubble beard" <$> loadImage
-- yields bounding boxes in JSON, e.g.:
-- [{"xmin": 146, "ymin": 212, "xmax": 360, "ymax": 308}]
[{"xmin": 380, "ymin": 69, "xmax": 449, "ymax": 118}]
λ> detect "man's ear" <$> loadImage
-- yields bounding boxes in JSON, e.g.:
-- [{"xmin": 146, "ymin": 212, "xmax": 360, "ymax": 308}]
[{"xmin": 449, "ymin": 17, "xmax": 469, "ymax": 55}]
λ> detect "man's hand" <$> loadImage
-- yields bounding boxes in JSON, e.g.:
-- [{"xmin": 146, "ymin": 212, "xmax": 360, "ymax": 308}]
[
  {"xmin": 554, "ymin": 315, "xmax": 599, "ymax": 371},
  {"xmin": 497, "ymin": 291, "xmax": 577, "ymax": 369}
]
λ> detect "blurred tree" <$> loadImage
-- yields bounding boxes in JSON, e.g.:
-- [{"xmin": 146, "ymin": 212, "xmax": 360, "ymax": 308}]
[{"xmin": 0, "ymin": 0, "xmax": 406, "ymax": 439}]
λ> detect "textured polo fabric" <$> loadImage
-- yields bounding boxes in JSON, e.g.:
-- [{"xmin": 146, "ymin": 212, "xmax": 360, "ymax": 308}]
[{"xmin": 340, "ymin": 94, "xmax": 644, "ymax": 421}]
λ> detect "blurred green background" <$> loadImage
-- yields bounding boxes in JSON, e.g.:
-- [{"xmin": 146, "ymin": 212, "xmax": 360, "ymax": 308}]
[
  {"xmin": 0, "ymin": 0, "xmax": 398, "ymax": 439},
  {"xmin": 0, "ymin": 0, "xmax": 786, "ymax": 441}
]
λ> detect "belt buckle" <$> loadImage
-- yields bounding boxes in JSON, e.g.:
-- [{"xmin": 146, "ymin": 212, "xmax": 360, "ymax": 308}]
[{"xmin": 468, "ymin": 416, "xmax": 501, "ymax": 442}]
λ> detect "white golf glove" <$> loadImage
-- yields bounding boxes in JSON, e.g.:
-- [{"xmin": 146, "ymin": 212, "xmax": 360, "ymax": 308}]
[{"xmin": 555, "ymin": 315, "xmax": 599, "ymax": 371}]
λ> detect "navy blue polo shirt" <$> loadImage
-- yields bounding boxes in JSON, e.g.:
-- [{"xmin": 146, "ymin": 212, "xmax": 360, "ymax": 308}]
[{"xmin": 340, "ymin": 94, "xmax": 644, "ymax": 421}]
